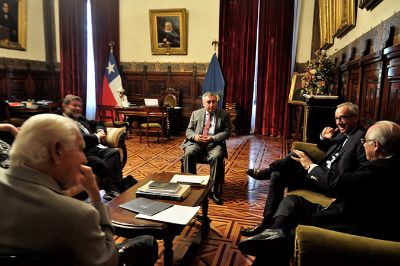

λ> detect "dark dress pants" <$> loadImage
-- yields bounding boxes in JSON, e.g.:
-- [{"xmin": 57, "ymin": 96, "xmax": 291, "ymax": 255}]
[
  {"xmin": 86, "ymin": 146, "xmax": 123, "ymax": 191},
  {"xmin": 182, "ymin": 142, "xmax": 225, "ymax": 195}
]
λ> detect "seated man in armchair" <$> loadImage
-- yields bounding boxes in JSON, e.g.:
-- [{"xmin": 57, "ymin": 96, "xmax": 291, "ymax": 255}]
[
  {"xmin": 238, "ymin": 120, "xmax": 400, "ymax": 266},
  {"xmin": 181, "ymin": 92, "xmax": 232, "ymax": 205},
  {"xmin": 62, "ymin": 95, "xmax": 125, "ymax": 201},
  {"xmin": 241, "ymin": 102, "xmax": 367, "ymax": 236}
]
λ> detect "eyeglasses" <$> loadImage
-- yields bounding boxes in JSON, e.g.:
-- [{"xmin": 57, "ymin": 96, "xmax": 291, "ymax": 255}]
[
  {"xmin": 360, "ymin": 138, "xmax": 375, "ymax": 144},
  {"xmin": 206, "ymin": 100, "xmax": 217, "ymax": 104},
  {"xmin": 334, "ymin": 114, "xmax": 354, "ymax": 122}
]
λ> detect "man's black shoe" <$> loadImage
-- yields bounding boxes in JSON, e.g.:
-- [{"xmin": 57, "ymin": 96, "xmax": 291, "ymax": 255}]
[
  {"xmin": 240, "ymin": 223, "xmax": 267, "ymax": 237},
  {"xmin": 211, "ymin": 193, "xmax": 223, "ymax": 205},
  {"xmin": 103, "ymin": 190, "xmax": 120, "ymax": 201},
  {"xmin": 238, "ymin": 229, "xmax": 286, "ymax": 256},
  {"xmin": 246, "ymin": 167, "xmax": 273, "ymax": 180}
]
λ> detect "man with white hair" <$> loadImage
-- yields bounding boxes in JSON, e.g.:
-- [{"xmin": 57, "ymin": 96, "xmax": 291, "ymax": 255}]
[
  {"xmin": 238, "ymin": 120, "xmax": 400, "ymax": 266},
  {"xmin": 0, "ymin": 114, "xmax": 157, "ymax": 266}
]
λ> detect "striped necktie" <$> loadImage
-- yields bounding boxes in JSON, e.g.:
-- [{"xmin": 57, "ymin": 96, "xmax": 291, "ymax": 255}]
[{"xmin": 202, "ymin": 112, "xmax": 211, "ymax": 137}]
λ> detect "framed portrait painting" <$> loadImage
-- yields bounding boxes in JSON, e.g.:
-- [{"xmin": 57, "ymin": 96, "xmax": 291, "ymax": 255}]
[
  {"xmin": 149, "ymin": 8, "xmax": 187, "ymax": 55},
  {"xmin": 0, "ymin": 0, "xmax": 26, "ymax": 50},
  {"xmin": 288, "ymin": 72, "xmax": 306, "ymax": 105}
]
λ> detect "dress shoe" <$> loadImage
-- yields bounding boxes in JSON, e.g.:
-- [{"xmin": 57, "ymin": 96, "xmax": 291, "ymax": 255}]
[
  {"xmin": 238, "ymin": 229, "xmax": 286, "ymax": 256},
  {"xmin": 103, "ymin": 190, "xmax": 120, "ymax": 201},
  {"xmin": 211, "ymin": 193, "xmax": 224, "ymax": 205},
  {"xmin": 240, "ymin": 223, "xmax": 267, "ymax": 237},
  {"xmin": 246, "ymin": 167, "xmax": 273, "ymax": 180}
]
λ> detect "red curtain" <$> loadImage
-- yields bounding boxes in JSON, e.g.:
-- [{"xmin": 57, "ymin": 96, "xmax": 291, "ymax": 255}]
[
  {"xmin": 219, "ymin": 0, "xmax": 259, "ymax": 134},
  {"xmin": 255, "ymin": 0, "xmax": 294, "ymax": 137},
  {"xmin": 59, "ymin": 0, "xmax": 87, "ymax": 101},
  {"xmin": 90, "ymin": 0, "xmax": 120, "ymax": 106}
]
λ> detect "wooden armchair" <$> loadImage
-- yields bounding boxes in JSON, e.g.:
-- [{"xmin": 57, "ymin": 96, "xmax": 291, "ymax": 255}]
[
  {"xmin": 161, "ymin": 88, "xmax": 180, "ymax": 107},
  {"xmin": 98, "ymin": 105, "xmax": 129, "ymax": 138},
  {"xmin": 139, "ymin": 106, "xmax": 166, "ymax": 146}
]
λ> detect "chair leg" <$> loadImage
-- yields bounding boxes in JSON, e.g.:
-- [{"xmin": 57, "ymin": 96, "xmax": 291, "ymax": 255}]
[
  {"xmin": 139, "ymin": 128, "xmax": 142, "ymax": 143},
  {"xmin": 146, "ymin": 130, "xmax": 149, "ymax": 147}
]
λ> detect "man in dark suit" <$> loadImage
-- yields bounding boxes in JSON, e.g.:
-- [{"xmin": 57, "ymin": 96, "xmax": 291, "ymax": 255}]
[
  {"xmin": 181, "ymin": 91, "xmax": 232, "ymax": 205},
  {"xmin": 63, "ymin": 95, "xmax": 124, "ymax": 201},
  {"xmin": 241, "ymin": 102, "xmax": 367, "ymax": 236},
  {"xmin": 238, "ymin": 120, "xmax": 400, "ymax": 266}
]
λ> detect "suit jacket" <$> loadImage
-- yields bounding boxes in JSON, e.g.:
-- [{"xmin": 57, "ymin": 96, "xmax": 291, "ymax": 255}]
[
  {"xmin": 308, "ymin": 126, "xmax": 367, "ymax": 191},
  {"xmin": 314, "ymin": 155, "xmax": 400, "ymax": 241},
  {"xmin": 76, "ymin": 116, "xmax": 107, "ymax": 152},
  {"xmin": 0, "ymin": 165, "xmax": 119, "ymax": 266},
  {"xmin": 181, "ymin": 108, "xmax": 232, "ymax": 156}
]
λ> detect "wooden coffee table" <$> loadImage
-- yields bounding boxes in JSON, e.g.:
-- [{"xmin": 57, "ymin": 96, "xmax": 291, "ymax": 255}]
[{"xmin": 107, "ymin": 172, "xmax": 214, "ymax": 266}]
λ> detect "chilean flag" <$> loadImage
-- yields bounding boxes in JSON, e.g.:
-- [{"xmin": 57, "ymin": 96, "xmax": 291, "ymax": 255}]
[{"xmin": 101, "ymin": 51, "xmax": 122, "ymax": 105}]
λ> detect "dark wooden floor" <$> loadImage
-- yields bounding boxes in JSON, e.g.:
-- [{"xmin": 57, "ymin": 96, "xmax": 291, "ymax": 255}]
[{"xmin": 115, "ymin": 134, "xmax": 289, "ymax": 266}]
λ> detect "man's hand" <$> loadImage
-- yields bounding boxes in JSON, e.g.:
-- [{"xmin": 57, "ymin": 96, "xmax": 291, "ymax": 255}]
[
  {"xmin": 291, "ymin": 150, "xmax": 313, "ymax": 171},
  {"xmin": 201, "ymin": 135, "xmax": 213, "ymax": 144},
  {"xmin": 321, "ymin": 127, "xmax": 338, "ymax": 139},
  {"xmin": 96, "ymin": 129, "xmax": 106, "ymax": 143},
  {"xmin": 193, "ymin": 134, "xmax": 203, "ymax": 142},
  {"xmin": 77, "ymin": 165, "xmax": 100, "ymax": 201}
]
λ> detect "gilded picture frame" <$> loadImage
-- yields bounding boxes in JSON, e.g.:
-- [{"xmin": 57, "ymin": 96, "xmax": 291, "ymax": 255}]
[
  {"xmin": 149, "ymin": 8, "xmax": 187, "ymax": 55},
  {"xmin": 0, "ymin": 0, "xmax": 26, "ymax": 50},
  {"xmin": 334, "ymin": 0, "xmax": 356, "ymax": 38},
  {"xmin": 288, "ymin": 72, "xmax": 306, "ymax": 105},
  {"xmin": 319, "ymin": 0, "xmax": 334, "ymax": 49}
]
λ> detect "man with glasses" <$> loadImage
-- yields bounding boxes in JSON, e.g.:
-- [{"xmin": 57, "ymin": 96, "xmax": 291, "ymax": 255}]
[
  {"xmin": 238, "ymin": 120, "xmax": 400, "ymax": 266},
  {"xmin": 181, "ymin": 92, "xmax": 232, "ymax": 205},
  {"xmin": 241, "ymin": 102, "xmax": 367, "ymax": 236}
]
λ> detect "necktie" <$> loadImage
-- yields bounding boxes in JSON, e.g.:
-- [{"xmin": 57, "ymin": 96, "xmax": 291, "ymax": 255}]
[{"xmin": 202, "ymin": 112, "xmax": 211, "ymax": 137}]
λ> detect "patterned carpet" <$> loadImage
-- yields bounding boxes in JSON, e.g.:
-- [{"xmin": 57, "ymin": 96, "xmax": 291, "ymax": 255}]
[{"xmin": 115, "ymin": 134, "xmax": 289, "ymax": 266}]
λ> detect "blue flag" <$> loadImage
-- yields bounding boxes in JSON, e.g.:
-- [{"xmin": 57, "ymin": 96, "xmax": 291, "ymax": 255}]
[{"xmin": 203, "ymin": 53, "xmax": 225, "ymax": 109}]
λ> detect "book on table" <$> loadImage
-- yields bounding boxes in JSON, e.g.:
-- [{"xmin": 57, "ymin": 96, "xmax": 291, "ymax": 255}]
[
  {"xmin": 118, "ymin": 197, "xmax": 173, "ymax": 216},
  {"xmin": 136, "ymin": 181, "xmax": 191, "ymax": 201},
  {"xmin": 169, "ymin": 174, "xmax": 210, "ymax": 186}
]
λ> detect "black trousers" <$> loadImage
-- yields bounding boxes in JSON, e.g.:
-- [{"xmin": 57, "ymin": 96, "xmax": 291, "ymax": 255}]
[
  {"xmin": 262, "ymin": 153, "xmax": 327, "ymax": 226},
  {"xmin": 85, "ymin": 146, "xmax": 123, "ymax": 191}
]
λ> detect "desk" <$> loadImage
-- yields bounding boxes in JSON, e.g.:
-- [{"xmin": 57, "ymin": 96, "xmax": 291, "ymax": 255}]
[
  {"xmin": 115, "ymin": 106, "xmax": 182, "ymax": 136},
  {"xmin": 9, "ymin": 105, "xmax": 49, "ymax": 118},
  {"xmin": 108, "ymin": 172, "xmax": 213, "ymax": 266}
]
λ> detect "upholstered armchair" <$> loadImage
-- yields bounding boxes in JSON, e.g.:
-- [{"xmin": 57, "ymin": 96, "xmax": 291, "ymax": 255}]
[
  {"xmin": 288, "ymin": 142, "xmax": 400, "ymax": 266},
  {"xmin": 63, "ymin": 127, "xmax": 127, "ymax": 197}
]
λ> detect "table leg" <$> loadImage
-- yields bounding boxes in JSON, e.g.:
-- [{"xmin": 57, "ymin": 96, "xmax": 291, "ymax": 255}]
[
  {"xmin": 163, "ymin": 234, "xmax": 174, "ymax": 266},
  {"xmin": 201, "ymin": 198, "xmax": 210, "ymax": 231}
]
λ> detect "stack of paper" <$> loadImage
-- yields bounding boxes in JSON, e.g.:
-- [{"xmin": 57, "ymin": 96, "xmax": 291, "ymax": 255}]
[
  {"xmin": 136, "ymin": 181, "xmax": 191, "ymax": 201},
  {"xmin": 170, "ymin": 174, "xmax": 210, "ymax": 186},
  {"xmin": 136, "ymin": 205, "xmax": 200, "ymax": 225}
]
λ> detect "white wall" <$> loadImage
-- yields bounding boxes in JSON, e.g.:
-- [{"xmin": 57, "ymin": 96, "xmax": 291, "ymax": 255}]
[
  {"xmin": 119, "ymin": 0, "xmax": 220, "ymax": 63},
  {"xmin": 0, "ymin": 0, "xmax": 46, "ymax": 60}
]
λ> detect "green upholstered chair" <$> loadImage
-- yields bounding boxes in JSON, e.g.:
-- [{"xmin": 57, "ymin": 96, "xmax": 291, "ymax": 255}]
[{"xmin": 288, "ymin": 142, "xmax": 400, "ymax": 266}]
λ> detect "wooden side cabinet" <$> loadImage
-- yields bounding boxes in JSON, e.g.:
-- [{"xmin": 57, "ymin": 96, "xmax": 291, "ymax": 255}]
[{"xmin": 302, "ymin": 96, "xmax": 343, "ymax": 143}]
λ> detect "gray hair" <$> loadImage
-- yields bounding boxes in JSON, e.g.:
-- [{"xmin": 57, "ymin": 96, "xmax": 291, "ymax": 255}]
[
  {"xmin": 367, "ymin": 120, "xmax": 400, "ymax": 156},
  {"xmin": 10, "ymin": 114, "xmax": 81, "ymax": 167},
  {"xmin": 63, "ymin": 94, "xmax": 82, "ymax": 105},
  {"xmin": 202, "ymin": 91, "xmax": 219, "ymax": 100},
  {"xmin": 337, "ymin": 102, "xmax": 359, "ymax": 116}
]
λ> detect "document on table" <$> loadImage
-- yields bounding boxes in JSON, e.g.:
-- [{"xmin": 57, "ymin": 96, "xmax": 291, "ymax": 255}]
[
  {"xmin": 170, "ymin": 174, "xmax": 210, "ymax": 185},
  {"xmin": 136, "ymin": 205, "xmax": 200, "ymax": 225}
]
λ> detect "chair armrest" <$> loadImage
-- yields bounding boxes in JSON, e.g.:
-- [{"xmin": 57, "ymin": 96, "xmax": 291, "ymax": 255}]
[
  {"xmin": 291, "ymin": 141, "xmax": 325, "ymax": 164},
  {"xmin": 105, "ymin": 127, "xmax": 124, "ymax": 148},
  {"xmin": 295, "ymin": 225, "xmax": 400, "ymax": 266},
  {"xmin": 287, "ymin": 189, "xmax": 333, "ymax": 207}
]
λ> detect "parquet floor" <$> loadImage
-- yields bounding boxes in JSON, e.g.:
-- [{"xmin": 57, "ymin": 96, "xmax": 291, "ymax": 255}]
[{"xmin": 115, "ymin": 134, "xmax": 289, "ymax": 266}]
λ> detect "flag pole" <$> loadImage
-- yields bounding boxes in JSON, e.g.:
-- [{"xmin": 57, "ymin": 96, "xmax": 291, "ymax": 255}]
[
  {"xmin": 212, "ymin": 40, "xmax": 219, "ymax": 57},
  {"xmin": 108, "ymin": 40, "xmax": 115, "ymax": 53}
]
